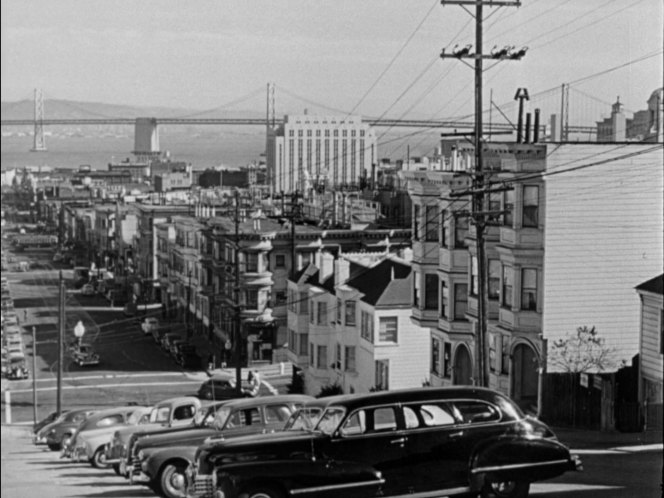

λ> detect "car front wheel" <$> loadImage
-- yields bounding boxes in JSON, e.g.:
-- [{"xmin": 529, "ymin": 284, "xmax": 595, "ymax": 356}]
[
  {"xmin": 159, "ymin": 461, "xmax": 188, "ymax": 498},
  {"xmin": 239, "ymin": 485, "xmax": 285, "ymax": 498},
  {"xmin": 91, "ymin": 447, "xmax": 109, "ymax": 468},
  {"xmin": 481, "ymin": 480, "xmax": 530, "ymax": 498}
]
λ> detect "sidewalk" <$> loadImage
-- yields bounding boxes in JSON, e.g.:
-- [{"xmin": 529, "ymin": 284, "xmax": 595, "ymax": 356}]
[{"xmin": 553, "ymin": 425, "xmax": 663, "ymax": 451}]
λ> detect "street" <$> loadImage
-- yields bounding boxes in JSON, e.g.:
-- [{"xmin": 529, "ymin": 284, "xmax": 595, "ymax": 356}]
[
  {"xmin": 2, "ymin": 423, "xmax": 661, "ymax": 498},
  {"xmin": 1, "ymin": 248, "xmax": 215, "ymax": 425}
]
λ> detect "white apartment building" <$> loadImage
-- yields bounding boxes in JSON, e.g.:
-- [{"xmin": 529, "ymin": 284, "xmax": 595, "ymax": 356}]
[{"xmin": 266, "ymin": 114, "xmax": 377, "ymax": 194}]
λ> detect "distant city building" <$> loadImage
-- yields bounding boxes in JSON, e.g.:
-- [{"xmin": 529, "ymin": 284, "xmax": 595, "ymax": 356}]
[
  {"xmin": 596, "ymin": 88, "xmax": 663, "ymax": 142},
  {"xmin": 266, "ymin": 114, "xmax": 377, "ymax": 194}
]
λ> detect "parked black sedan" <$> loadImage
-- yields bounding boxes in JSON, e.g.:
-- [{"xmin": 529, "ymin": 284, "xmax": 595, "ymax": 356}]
[{"xmin": 186, "ymin": 387, "xmax": 582, "ymax": 498}]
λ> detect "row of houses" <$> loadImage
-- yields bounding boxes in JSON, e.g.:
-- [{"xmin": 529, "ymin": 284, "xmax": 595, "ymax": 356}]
[{"xmin": 34, "ymin": 136, "xmax": 662, "ymax": 428}]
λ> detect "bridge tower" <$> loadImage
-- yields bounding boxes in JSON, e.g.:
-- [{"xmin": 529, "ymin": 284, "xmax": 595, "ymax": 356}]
[
  {"xmin": 132, "ymin": 117, "xmax": 160, "ymax": 162},
  {"xmin": 265, "ymin": 82, "xmax": 276, "ymax": 193},
  {"xmin": 30, "ymin": 88, "xmax": 47, "ymax": 152}
]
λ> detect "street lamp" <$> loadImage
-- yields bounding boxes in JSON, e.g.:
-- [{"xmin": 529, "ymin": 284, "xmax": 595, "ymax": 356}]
[{"xmin": 73, "ymin": 320, "xmax": 85, "ymax": 346}]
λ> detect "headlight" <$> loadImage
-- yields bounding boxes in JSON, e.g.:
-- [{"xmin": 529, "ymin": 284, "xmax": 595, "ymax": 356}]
[
  {"xmin": 211, "ymin": 470, "xmax": 217, "ymax": 487},
  {"xmin": 137, "ymin": 450, "xmax": 145, "ymax": 461}
]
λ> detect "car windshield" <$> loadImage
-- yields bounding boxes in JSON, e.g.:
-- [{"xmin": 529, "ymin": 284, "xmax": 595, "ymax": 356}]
[
  {"xmin": 193, "ymin": 406, "xmax": 213, "ymax": 427},
  {"xmin": 315, "ymin": 407, "xmax": 346, "ymax": 435},
  {"xmin": 149, "ymin": 406, "xmax": 170, "ymax": 423},
  {"xmin": 285, "ymin": 407, "xmax": 324, "ymax": 432},
  {"xmin": 127, "ymin": 409, "xmax": 146, "ymax": 425},
  {"xmin": 212, "ymin": 407, "xmax": 233, "ymax": 430}
]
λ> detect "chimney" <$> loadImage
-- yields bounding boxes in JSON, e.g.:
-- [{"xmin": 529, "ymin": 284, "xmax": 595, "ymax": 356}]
[
  {"xmin": 525, "ymin": 113, "xmax": 531, "ymax": 143},
  {"xmin": 533, "ymin": 109, "xmax": 540, "ymax": 143},
  {"xmin": 319, "ymin": 251, "xmax": 335, "ymax": 284},
  {"xmin": 335, "ymin": 258, "xmax": 350, "ymax": 286}
]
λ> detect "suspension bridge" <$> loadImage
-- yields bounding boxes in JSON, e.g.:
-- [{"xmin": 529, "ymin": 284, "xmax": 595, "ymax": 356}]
[{"xmin": 1, "ymin": 84, "xmax": 601, "ymax": 153}]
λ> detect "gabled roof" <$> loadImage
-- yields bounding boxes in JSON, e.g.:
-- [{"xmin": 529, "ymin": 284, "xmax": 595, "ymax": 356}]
[
  {"xmin": 635, "ymin": 274, "xmax": 663, "ymax": 295},
  {"xmin": 346, "ymin": 258, "xmax": 411, "ymax": 307}
]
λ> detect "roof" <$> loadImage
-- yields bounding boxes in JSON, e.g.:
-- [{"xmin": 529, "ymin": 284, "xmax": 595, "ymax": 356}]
[
  {"xmin": 346, "ymin": 258, "xmax": 411, "ymax": 306},
  {"xmin": 305, "ymin": 386, "xmax": 516, "ymax": 414},
  {"xmin": 635, "ymin": 274, "xmax": 664, "ymax": 295}
]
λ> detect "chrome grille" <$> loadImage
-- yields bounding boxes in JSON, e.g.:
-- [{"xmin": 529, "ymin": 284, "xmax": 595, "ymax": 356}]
[
  {"xmin": 132, "ymin": 460, "xmax": 142, "ymax": 475},
  {"xmin": 193, "ymin": 475, "xmax": 214, "ymax": 498}
]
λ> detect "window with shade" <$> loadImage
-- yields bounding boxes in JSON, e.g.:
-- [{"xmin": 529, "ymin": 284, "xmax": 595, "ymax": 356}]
[
  {"xmin": 317, "ymin": 302, "xmax": 328, "ymax": 325},
  {"xmin": 440, "ymin": 281, "xmax": 449, "ymax": 319},
  {"xmin": 522, "ymin": 185, "xmax": 539, "ymax": 228},
  {"xmin": 316, "ymin": 345, "xmax": 328, "ymax": 370},
  {"xmin": 431, "ymin": 338, "xmax": 441, "ymax": 375},
  {"xmin": 299, "ymin": 333, "xmax": 308, "ymax": 356},
  {"xmin": 454, "ymin": 215, "xmax": 468, "ymax": 248},
  {"xmin": 425, "ymin": 274, "xmax": 438, "ymax": 310},
  {"xmin": 425, "ymin": 205, "xmax": 438, "ymax": 241},
  {"xmin": 344, "ymin": 346, "xmax": 356, "ymax": 372},
  {"xmin": 345, "ymin": 301, "xmax": 356, "ymax": 326},
  {"xmin": 378, "ymin": 317, "xmax": 398, "ymax": 343},
  {"xmin": 440, "ymin": 209, "xmax": 448, "ymax": 247},
  {"xmin": 454, "ymin": 284, "xmax": 468, "ymax": 320},
  {"xmin": 413, "ymin": 272, "xmax": 420, "ymax": 308},
  {"xmin": 488, "ymin": 259, "xmax": 500, "ymax": 300},
  {"xmin": 503, "ymin": 189, "xmax": 515, "ymax": 227},
  {"xmin": 521, "ymin": 268, "xmax": 538, "ymax": 311},
  {"xmin": 470, "ymin": 256, "xmax": 478, "ymax": 297},
  {"xmin": 413, "ymin": 204, "xmax": 421, "ymax": 241},
  {"xmin": 502, "ymin": 265, "xmax": 513, "ymax": 308}
]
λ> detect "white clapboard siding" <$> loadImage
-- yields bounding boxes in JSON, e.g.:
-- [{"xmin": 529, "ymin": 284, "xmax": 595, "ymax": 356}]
[
  {"xmin": 640, "ymin": 294, "xmax": 663, "ymax": 382},
  {"xmin": 543, "ymin": 144, "xmax": 664, "ymax": 371}
]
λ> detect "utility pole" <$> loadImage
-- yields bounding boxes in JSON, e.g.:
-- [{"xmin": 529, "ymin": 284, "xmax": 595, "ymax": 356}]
[
  {"xmin": 233, "ymin": 189, "xmax": 243, "ymax": 396},
  {"xmin": 56, "ymin": 270, "xmax": 65, "ymax": 415},
  {"xmin": 32, "ymin": 326, "xmax": 38, "ymax": 425},
  {"xmin": 440, "ymin": 0, "xmax": 524, "ymax": 388}
]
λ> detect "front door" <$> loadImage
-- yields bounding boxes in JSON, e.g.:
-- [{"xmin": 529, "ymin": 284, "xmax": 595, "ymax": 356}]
[
  {"xmin": 512, "ymin": 344, "xmax": 538, "ymax": 412},
  {"xmin": 328, "ymin": 405, "xmax": 411, "ymax": 496},
  {"xmin": 454, "ymin": 345, "xmax": 472, "ymax": 385}
]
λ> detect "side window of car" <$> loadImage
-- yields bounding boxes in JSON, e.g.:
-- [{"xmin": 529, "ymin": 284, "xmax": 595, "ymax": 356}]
[
  {"xmin": 371, "ymin": 407, "xmax": 398, "ymax": 433},
  {"xmin": 403, "ymin": 406, "xmax": 420, "ymax": 429},
  {"xmin": 453, "ymin": 401, "xmax": 501, "ymax": 424},
  {"xmin": 340, "ymin": 410, "xmax": 367, "ymax": 436},
  {"xmin": 265, "ymin": 404, "xmax": 292, "ymax": 423},
  {"xmin": 173, "ymin": 404, "xmax": 196, "ymax": 420},
  {"xmin": 419, "ymin": 404, "xmax": 456, "ymax": 427},
  {"xmin": 97, "ymin": 415, "xmax": 124, "ymax": 427}
]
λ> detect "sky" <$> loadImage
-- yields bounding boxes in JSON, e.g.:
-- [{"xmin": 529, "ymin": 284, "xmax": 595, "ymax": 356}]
[{"xmin": 1, "ymin": 0, "xmax": 662, "ymax": 125}]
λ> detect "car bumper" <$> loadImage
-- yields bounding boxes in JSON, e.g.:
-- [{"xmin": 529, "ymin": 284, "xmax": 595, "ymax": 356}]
[{"xmin": 130, "ymin": 470, "xmax": 151, "ymax": 484}]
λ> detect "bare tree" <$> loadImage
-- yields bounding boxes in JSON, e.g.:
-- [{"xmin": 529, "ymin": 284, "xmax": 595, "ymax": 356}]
[{"xmin": 548, "ymin": 326, "xmax": 622, "ymax": 373}]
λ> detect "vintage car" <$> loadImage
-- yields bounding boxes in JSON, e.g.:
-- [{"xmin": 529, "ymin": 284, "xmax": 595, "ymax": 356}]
[
  {"xmin": 69, "ymin": 342, "xmax": 100, "ymax": 367},
  {"xmin": 42, "ymin": 408, "xmax": 98, "ymax": 451},
  {"xmin": 33, "ymin": 410, "xmax": 68, "ymax": 435},
  {"xmin": 186, "ymin": 387, "xmax": 582, "ymax": 498},
  {"xmin": 106, "ymin": 396, "xmax": 202, "ymax": 473},
  {"xmin": 196, "ymin": 373, "xmax": 274, "ymax": 401},
  {"xmin": 130, "ymin": 395, "xmax": 313, "ymax": 498},
  {"xmin": 65, "ymin": 405, "xmax": 150, "ymax": 466},
  {"xmin": 5, "ymin": 353, "xmax": 29, "ymax": 380}
]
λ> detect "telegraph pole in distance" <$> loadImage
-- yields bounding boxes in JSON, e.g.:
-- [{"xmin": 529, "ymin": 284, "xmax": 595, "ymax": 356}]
[
  {"xmin": 233, "ymin": 189, "xmax": 243, "ymax": 396},
  {"xmin": 32, "ymin": 326, "xmax": 38, "ymax": 424},
  {"xmin": 440, "ymin": 0, "xmax": 524, "ymax": 387},
  {"xmin": 56, "ymin": 270, "xmax": 65, "ymax": 414}
]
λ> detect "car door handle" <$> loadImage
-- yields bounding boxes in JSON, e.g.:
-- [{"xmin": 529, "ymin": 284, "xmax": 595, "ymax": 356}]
[
  {"xmin": 448, "ymin": 431, "xmax": 464, "ymax": 439},
  {"xmin": 390, "ymin": 437, "xmax": 407, "ymax": 445}
]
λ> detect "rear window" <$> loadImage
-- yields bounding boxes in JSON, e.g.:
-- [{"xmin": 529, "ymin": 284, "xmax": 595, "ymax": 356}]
[
  {"xmin": 265, "ymin": 404, "xmax": 292, "ymax": 423},
  {"xmin": 453, "ymin": 400, "xmax": 501, "ymax": 424}
]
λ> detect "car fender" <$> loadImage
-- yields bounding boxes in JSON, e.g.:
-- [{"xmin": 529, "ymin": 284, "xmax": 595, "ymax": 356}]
[
  {"xmin": 469, "ymin": 435, "xmax": 577, "ymax": 488},
  {"xmin": 146, "ymin": 445, "xmax": 198, "ymax": 479}
]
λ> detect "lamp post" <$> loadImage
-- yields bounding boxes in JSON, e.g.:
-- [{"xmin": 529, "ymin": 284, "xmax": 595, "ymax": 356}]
[{"xmin": 73, "ymin": 320, "xmax": 85, "ymax": 346}]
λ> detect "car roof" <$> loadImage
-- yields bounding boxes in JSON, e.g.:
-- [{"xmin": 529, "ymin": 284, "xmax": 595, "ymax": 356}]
[
  {"xmin": 154, "ymin": 396, "xmax": 200, "ymax": 407},
  {"xmin": 216, "ymin": 394, "xmax": 314, "ymax": 409},
  {"xmin": 304, "ymin": 387, "xmax": 516, "ymax": 412},
  {"xmin": 84, "ymin": 405, "xmax": 149, "ymax": 421}
]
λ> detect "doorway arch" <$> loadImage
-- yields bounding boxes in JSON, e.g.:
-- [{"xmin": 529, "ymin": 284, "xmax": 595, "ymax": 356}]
[
  {"xmin": 511, "ymin": 342, "xmax": 539, "ymax": 412},
  {"xmin": 454, "ymin": 344, "xmax": 473, "ymax": 385}
]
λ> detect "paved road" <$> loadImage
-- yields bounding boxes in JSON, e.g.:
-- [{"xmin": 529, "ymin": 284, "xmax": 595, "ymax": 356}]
[
  {"xmin": 2, "ymin": 423, "xmax": 662, "ymax": 498},
  {"xmin": 2, "ymin": 249, "xmax": 290, "ymax": 425}
]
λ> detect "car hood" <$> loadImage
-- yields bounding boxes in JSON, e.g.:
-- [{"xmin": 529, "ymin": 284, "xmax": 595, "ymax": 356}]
[
  {"xmin": 77, "ymin": 425, "xmax": 127, "ymax": 443},
  {"xmin": 115, "ymin": 423, "xmax": 166, "ymax": 443},
  {"xmin": 136, "ymin": 427, "xmax": 218, "ymax": 451},
  {"xmin": 198, "ymin": 430, "xmax": 322, "ymax": 463}
]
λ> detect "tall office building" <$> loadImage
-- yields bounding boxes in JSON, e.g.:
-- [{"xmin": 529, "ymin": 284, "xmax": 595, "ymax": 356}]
[{"xmin": 266, "ymin": 114, "xmax": 377, "ymax": 194}]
